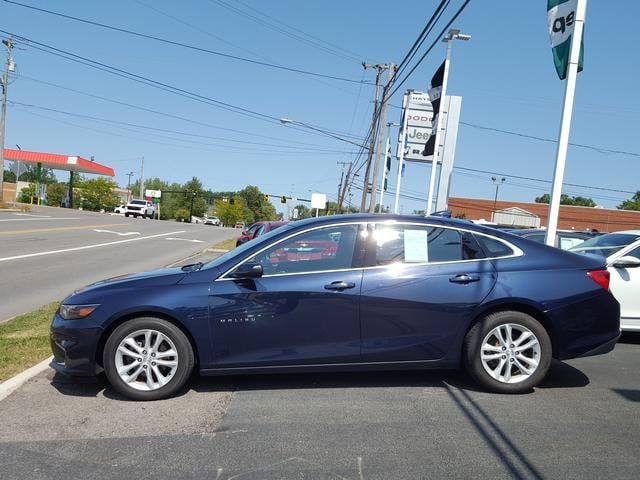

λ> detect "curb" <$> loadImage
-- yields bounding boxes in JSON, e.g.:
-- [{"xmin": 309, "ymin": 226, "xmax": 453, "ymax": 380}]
[{"xmin": 0, "ymin": 356, "xmax": 52, "ymax": 402}]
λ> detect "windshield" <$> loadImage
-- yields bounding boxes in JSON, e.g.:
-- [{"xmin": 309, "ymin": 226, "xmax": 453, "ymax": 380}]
[
  {"xmin": 131, "ymin": 200, "xmax": 146, "ymax": 205},
  {"xmin": 569, "ymin": 233, "xmax": 640, "ymax": 258},
  {"xmin": 202, "ymin": 223, "xmax": 296, "ymax": 270}
]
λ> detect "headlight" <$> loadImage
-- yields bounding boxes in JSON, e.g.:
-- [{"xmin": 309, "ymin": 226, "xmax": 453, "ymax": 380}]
[{"xmin": 58, "ymin": 304, "xmax": 99, "ymax": 320}]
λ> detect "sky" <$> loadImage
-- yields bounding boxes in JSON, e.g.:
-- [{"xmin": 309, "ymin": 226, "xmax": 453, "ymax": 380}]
[{"xmin": 2, "ymin": 0, "xmax": 639, "ymax": 215}]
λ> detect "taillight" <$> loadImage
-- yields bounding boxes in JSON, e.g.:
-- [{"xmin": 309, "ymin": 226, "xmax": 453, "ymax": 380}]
[{"xmin": 587, "ymin": 270, "xmax": 610, "ymax": 290}]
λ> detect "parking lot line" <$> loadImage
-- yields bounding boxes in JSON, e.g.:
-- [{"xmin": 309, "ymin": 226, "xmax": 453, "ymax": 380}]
[
  {"xmin": 0, "ymin": 230, "xmax": 186, "ymax": 263},
  {"xmin": 0, "ymin": 223, "xmax": 128, "ymax": 236}
]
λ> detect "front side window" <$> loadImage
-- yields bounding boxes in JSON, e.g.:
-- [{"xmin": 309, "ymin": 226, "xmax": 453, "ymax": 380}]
[
  {"xmin": 625, "ymin": 246, "xmax": 640, "ymax": 260},
  {"xmin": 248, "ymin": 224, "xmax": 360, "ymax": 275},
  {"xmin": 373, "ymin": 224, "xmax": 484, "ymax": 265}
]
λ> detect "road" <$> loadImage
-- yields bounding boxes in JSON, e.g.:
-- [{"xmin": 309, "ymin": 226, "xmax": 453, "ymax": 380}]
[
  {"xmin": 0, "ymin": 206, "xmax": 238, "ymax": 321},
  {"xmin": 0, "ymin": 335, "xmax": 638, "ymax": 479}
]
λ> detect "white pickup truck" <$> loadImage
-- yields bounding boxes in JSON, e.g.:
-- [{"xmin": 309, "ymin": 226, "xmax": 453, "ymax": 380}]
[{"xmin": 124, "ymin": 199, "xmax": 156, "ymax": 219}]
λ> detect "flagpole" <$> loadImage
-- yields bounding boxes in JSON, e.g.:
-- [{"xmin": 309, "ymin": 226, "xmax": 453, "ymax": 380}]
[
  {"xmin": 378, "ymin": 136, "xmax": 390, "ymax": 213},
  {"xmin": 394, "ymin": 92, "xmax": 410, "ymax": 214},
  {"xmin": 545, "ymin": 0, "xmax": 587, "ymax": 245},
  {"xmin": 426, "ymin": 39, "xmax": 453, "ymax": 215}
]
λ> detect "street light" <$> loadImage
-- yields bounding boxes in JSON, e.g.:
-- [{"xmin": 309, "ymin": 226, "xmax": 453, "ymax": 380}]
[
  {"xmin": 126, "ymin": 171, "xmax": 135, "ymax": 203},
  {"xmin": 491, "ymin": 177, "xmax": 506, "ymax": 222},
  {"xmin": 425, "ymin": 29, "xmax": 471, "ymax": 215}
]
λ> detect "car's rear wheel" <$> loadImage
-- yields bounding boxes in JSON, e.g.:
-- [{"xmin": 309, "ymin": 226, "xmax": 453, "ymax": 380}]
[
  {"xmin": 464, "ymin": 311, "xmax": 551, "ymax": 394},
  {"xmin": 103, "ymin": 317, "xmax": 194, "ymax": 401},
  {"xmin": 125, "ymin": 213, "xmax": 129, "ymax": 217}
]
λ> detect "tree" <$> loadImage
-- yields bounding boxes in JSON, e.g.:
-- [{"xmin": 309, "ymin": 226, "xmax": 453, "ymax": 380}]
[
  {"xmin": 46, "ymin": 183, "xmax": 66, "ymax": 207},
  {"xmin": 618, "ymin": 191, "xmax": 640, "ymax": 211},
  {"xmin": 534, "ymin": 193, "xmax": 596, "ymax": 207},
  {"xmin": 214, "ymin": 198, "xmax": 251, "ymax": 226},
  {"xmin": 237, "ymin": 185, "xmax": 277, "ymax": 222},
  {"xmin": 294, "ymin": 204, "xmax": 312, "ymax": 219},
  {"xmin": 18, "ymin": 183, "xmax": 36, "ymax": 203},
  {"xmin": 74, "ymin": 177, "xmax": 119, "ymax": 211},
  {"xmin": 3, "ymin": 169, "xmax": 15, "ymax": 182}
]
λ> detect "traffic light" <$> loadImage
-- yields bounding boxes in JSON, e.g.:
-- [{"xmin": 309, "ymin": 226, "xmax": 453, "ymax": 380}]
[
  {"xmin": 263, "ymin": 194, "xmax": 269, "ymax": 202},
  {"xmin": 280, "ymin": 196, "xmax": 287, "ymax": 204}
]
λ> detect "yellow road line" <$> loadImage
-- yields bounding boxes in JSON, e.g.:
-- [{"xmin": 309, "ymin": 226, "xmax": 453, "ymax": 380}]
[{"xmin": 0, "ymin": 223, "xmax": 129, "ymax": 236}]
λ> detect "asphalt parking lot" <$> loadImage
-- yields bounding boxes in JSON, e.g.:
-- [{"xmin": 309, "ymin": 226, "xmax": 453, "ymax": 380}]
[
  {"xmin": 0, "ymin": 334, "xmax": 638, "ymax": 479},
  {"xmin": 0, "ymin": 206, "xmax": 238, "ymax": 321}
]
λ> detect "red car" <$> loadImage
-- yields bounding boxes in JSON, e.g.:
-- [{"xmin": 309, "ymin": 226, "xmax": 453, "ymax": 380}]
[{"xmin": 236, "ymin": 221, "xmax": 288, "ymax": 247}]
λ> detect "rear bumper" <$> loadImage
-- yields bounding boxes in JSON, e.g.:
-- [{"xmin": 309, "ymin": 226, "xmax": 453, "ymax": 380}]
[
  {"xmin": 576, "ymin": 332, "xmax": 620, "ymax": 358},
  {"xmin": 549, "ymin": 290, "xmax": 621, "ymax": 360}
]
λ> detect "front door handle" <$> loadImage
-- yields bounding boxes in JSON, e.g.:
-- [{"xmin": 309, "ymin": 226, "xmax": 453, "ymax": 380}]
[
  {"xmin": 449, "ymin": 274, "xmax": 480, "ymax": 284},
  {"xmin": 324, "ymin": 281, "xmax": 356, "ymax": 291}
]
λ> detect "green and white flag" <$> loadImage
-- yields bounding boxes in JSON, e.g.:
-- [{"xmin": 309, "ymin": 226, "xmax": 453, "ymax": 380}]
[{"xmin": 547, "ymin": 0, "xmax": 584, "ymax": 80}]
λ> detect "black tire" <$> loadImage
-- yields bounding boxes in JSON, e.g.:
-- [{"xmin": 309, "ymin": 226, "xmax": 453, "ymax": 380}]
[
  {"xmin": 125, "ymin": 213, "xmax": 130, "ymax": 217},
  {"xmin": 103, "ymin": 317, "xmax": 195, "ymax": 401},
  {"xmin": 463, "ymin": 311, "xmax": 552, "ymax": 394}
]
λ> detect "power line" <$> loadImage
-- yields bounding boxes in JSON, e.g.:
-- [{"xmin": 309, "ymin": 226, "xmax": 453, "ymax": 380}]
[
  {"xmin": 209, "ymin": 0, "xmax": 361, "ymax": 63},
  {"xmin": 8, "ymin": 100, "xmax": 359, "ymax": 153},
  {"xmin": 454, "ymin": 166, "xmax": 636, "ymax": 195},
  {"xmin": 459, "ymin": 121, "xmax": 640, "ymax": 159},
  {"xmin": 17, "ymin": 75, "xmax": 354, "ymax": 149},
  {"xmin": 2, "ymin": 0, "xmax": 369, "ymax": 85},
  {"xmin": 4, "ymin": 29, "xmax": 364, "ymax": 148},
  {"xmin": 389, "ymin": 0, "xmax": 473, "ymax": 99}
]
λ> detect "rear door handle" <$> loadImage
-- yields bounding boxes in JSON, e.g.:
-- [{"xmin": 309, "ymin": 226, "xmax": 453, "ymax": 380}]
[
  {"xmin": 449, "ymin": 274, "xmax": 480, "ymax": 284},
  {"xmin": 324, "ymin": 281, "xmax": 356, "ymax": 291}
]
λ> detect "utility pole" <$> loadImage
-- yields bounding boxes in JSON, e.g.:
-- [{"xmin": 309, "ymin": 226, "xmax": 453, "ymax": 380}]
[
  {"xmin": 368, "ymin": 64, "xmax": 396, "ymax": 213},
  {"xmin": 138, "ymin": 156, "xmax": 144, "ymax": 199},
  {"xmin": 337, "ymin": 161, "xmax": 353, "ymax": 213},
  {"xmin": 359, "ymin": 63, "xmax": 390, "ymax": 212},
  {"xmin": 336, "ymin": 160, "xmax": 349, "ymax": 212},
  {"xmin": 491, "ymin": 177, "xmax": 506, "ymax": 222},
  {"xmin": 126, "ymin": 171, "xmax": 135, "ymax": 203},
  {"xmin": 0, "ymin": 37, "xmax": 15, "ymax": 201}
]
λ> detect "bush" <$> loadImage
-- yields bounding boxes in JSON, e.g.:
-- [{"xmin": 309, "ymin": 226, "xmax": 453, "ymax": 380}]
[{"xmin": 174, "ymin": 208, "xmax": 190, "ymax": 222}]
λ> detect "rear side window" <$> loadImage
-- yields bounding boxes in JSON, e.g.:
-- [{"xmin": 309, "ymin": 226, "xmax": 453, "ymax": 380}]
[
  {"xmin": 373, "ymin": 224, "xmax": 484, "ymax": 265},
  {"xmin": 474, "ymin": 234, "xmax": 514, "ymax": 258}
]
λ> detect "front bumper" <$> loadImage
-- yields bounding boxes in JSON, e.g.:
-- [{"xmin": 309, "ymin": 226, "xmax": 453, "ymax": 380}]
[{"xmin": 50, "ymin": 312, "xmax": 103, "ymax": 376}]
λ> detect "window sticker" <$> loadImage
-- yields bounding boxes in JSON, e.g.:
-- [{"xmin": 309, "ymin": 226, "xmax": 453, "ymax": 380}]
[{"xmin": 404, "ymin": 229, "xmax": 429, "ymax": 262}]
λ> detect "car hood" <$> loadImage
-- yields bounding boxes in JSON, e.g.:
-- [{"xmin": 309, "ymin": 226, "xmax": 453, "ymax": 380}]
[{"xmin": 72, "ymin": 267, "xmax": 187, "ymax": 296}]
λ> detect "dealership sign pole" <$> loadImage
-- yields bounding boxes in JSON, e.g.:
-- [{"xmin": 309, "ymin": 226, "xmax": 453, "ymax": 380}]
[
  {"xmin": 393, "ymin": 92, "xmax": 410, "ymax": 214},
  {"xmin": 545, "ymin": 0, "xmax": 586, "ymax": 246}
]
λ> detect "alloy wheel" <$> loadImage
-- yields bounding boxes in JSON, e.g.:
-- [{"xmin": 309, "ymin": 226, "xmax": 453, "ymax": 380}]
[
  {"xmin": 114, "ymin": 329, "xmax": 179, "ymax": 391},
  {"xmin": 480, "ymin": 323, "xmax": 541, "ymax": 384}
]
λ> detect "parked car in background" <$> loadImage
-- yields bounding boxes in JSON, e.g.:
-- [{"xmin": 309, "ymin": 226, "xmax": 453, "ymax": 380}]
[
  {"xmin": 203, "ymin": 215, "xmax": 221, "ymax": 226},
  {"xmin": 236, "ymin": 221, "xmax": 264, "ymax": 246},
  {"xmin": 50, "ymin": 214, "xmax": 620, "ymax": 400},
  {"xmin": 124, "ymin": 199, "xmax": 156, "ymax": 219},
  {"xmin": 508, "ymin": 228, "xmax": 592, "ymax": 250},
  {"xmin": 253, "ymin": 221, "xmax": 288, "ymax": 239},
  {"xmin": 570, "ymin": 230, "xmax": 640, "ymax": 331},
  {"xmin": 234, "ymin": 222, "xmax": 245, "ymax": 229},
  {"xmin": 114, "ymin": 205, "xmax": 126, "ymax": 214}
]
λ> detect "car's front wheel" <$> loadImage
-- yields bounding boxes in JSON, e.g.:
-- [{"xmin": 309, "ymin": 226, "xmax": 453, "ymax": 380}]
[
  {"xmin": 464, "ymin": 311, "xmax": 551, "ymax": 394},
  {"xmin": 103, "ymin": 317, "xmax": 194, "ymax": 400}
]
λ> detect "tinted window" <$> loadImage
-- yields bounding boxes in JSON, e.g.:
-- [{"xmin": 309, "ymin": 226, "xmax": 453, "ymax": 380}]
[
  {"xmin": 249, "ymin": 225, "xmax": 359, "ymax": 275},
  {"xmin": 475, "ymin": 235, "xmax": 514, "ymax": 258},
  {"xmin": 559, "ymin": 235, "xmax": 585, "ymax": 250},
  {"xmin": 373, "ymin": 225, "xmax": 484, "ymax": 265},
  {"xmin": 131, "ymin": 200, "xmax": 146, "ymax": 205},
  {"xmin": 524, "ymin": 233, "xmax": 545, "ymax": 244},
  {"xmin": 626, "ymin": 246, "xmax": 640, "ymax": 260},
  {"xmin": 570, "ymin": 233, "xmax": 640, "ymax": 258}
]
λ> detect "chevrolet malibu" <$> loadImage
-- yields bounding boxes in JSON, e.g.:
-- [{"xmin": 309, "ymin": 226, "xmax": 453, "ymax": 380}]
[{"xmin": 50, "ymin": 215, "xmax": 620, "ymax": 400}]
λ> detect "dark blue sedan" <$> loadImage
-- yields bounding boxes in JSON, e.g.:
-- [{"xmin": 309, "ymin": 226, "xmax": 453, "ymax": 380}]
[{"xmin": 50, "ymin": 215, "xmax": 620, "ymax": 400}]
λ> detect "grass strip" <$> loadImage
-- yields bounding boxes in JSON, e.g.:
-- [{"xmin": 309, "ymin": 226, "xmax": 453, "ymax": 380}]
[
  {"xmin": 0, "ymin": 303, "xmax": 58, "ymax": 382},
  {"xmin": 210, "ymin": 237, "xmax": 236, "ymax": 252}
]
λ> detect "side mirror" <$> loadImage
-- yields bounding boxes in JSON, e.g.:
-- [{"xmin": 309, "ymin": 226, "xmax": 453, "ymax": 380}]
[
  {"xmin": 241, "ymin": 230, "xmax": 248, "ymax": 236},
  {"xmin": 229, "ymin": 262, "xmax": 263, "ymax": 279},
  {"xmin": 612, "ymin": 256, "xmax": 640, "ymax": 269}
]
